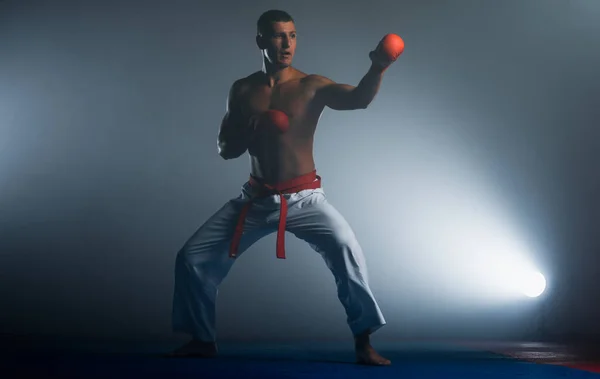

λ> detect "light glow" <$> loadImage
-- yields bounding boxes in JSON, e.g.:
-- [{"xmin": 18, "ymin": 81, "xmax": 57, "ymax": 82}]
[{"xmin": 520, "ymin": 271, "xmax": 546, "ymax": 298}]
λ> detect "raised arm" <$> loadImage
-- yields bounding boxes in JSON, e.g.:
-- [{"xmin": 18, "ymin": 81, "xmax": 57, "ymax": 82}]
[
  {"xmin": 314, "ymin": 65, "xmax": 386, "ymax": 111},
  {"xmin": 217, "ymin": 80, "xmax": 253, "ymax": 160},
  {"xmin": 315, "ymin": 33, "xmax": 404, "ymax": 111}
]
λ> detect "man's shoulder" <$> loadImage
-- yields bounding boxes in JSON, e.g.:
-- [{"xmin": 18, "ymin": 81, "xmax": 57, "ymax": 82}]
[
  {"xmin": 229, "ymin": 71, "xmax": 263, "ymax": 94},
  {"xmin": 230, "ymin": 73, "xmax": 253, "ymax": 89},
  {"xmin": 283, "ymin": 68, "xmax": 332, "ymax": 86},
  {"xmin": 302, "ymin": 73, "xmax": 335, "ymax": 89}
]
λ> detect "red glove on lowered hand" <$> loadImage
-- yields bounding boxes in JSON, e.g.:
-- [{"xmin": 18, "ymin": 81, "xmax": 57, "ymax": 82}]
[{"xmin": 369, "ymin": 33, "xmax": 405, "ymax": 72}]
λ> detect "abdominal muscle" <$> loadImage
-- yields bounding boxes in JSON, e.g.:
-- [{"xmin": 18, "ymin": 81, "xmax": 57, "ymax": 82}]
[{"xmin": 248, "ymin": 136, "xmax": 316, "ymax": 184}]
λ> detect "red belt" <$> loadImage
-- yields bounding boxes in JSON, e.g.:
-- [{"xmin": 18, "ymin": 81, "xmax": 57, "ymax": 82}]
[{"xmin": 229, "ymin": 170, "xmax": 322, "ymax": 259}]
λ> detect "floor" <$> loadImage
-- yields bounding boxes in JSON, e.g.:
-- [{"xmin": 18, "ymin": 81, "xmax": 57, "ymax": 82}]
[{"xmin": 2, "ymin": 336, "xmax": 599, "ymax": 378}]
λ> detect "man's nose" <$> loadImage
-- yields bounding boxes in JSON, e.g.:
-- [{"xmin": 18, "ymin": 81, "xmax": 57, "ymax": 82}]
[{"xmin": 282, "ymin": 36, "xmax": 290, "ymax": 48}]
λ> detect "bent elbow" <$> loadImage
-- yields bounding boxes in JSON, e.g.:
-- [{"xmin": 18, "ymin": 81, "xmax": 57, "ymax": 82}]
[
  {"xmin": 351, "ymin": 95, "xmax": 371, "ymax": 110},
  {"xmin": 217, "ymin": 142, "xmax": 245, "ymax": 160},
  {"xmin": 217, "ymin": 142, "xmax": 231, "ymax": 160},
  {"xmin": 218, "ymin": 147, "xmax": 235, "ymax": 160},
  {"xmin": 354, "ymin": 100, "xmax": 370, "ymax": 110},
  {"xmin": 219, "ymin": 151, "xmax": 237, "ymax": 160},
  {"xmin": 218, "ymin": 150, "xmax": 232, "ymax": 160}
]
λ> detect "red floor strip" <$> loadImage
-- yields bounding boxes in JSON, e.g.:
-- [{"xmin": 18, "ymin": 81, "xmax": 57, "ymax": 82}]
[{"xmin": 461, "ymin": 341, "xmax": 600, "ymax": 374}]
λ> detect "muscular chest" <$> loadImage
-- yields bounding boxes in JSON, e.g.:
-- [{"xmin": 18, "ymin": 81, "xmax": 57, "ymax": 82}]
[{"xmin": 244, "ymin": 80, "xmax": 318, "ymax": 131}]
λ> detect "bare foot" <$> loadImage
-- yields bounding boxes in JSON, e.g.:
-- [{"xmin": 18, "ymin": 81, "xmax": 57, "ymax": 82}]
[
  {"xmin": 166, "ymin": 340, "xmax": 218, "ymax": 358},
  {"xmin": 354, "ymin": 330, "xmax": 391, "ymax": 366},
  {"xmin": 355, "ymin": 344, "xmax": 391, "ymax": 366}
]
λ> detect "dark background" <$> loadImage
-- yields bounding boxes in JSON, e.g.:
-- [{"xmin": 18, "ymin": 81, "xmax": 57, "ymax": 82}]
[{"xmin": 1, "ymin": 0, "xmax": 598, "ymax": 343}]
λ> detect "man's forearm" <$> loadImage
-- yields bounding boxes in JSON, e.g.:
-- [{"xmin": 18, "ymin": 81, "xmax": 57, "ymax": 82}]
[{"xmin": 353, "ymin": 63, "xmax": 385, "ymax": 108}]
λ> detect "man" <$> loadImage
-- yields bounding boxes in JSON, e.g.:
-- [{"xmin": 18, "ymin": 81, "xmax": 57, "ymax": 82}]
[{"xmin": 169, "ymin": 9, "xmax": 403, "ymax": 366}]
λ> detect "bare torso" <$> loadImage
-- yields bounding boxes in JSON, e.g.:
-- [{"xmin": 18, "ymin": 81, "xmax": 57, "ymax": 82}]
[{"xmin": 236, "ymin": 68, "xmax": 326, "ymax": 183}]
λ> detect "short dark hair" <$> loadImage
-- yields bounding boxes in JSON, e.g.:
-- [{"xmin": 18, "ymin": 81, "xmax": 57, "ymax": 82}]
[{"xmin": 256, "ymin": 10, "xmax": 294, "ymax": 37}]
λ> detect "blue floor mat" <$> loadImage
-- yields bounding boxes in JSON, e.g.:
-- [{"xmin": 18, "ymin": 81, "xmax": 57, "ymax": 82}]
[{"xmin": 3, "ymin": 340, "xmax": 599, "ymax": 378}]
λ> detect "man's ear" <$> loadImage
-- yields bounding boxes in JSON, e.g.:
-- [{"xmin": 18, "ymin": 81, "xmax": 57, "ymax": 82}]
[{"xmin": 256, "ymin": 34, "xmax": 266, "ymax": 50}]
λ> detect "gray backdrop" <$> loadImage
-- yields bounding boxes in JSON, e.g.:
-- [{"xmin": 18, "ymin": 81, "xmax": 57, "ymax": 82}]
[{"xmin": 1, "ymin": 0, "xmax": 599, "ymax": 342}]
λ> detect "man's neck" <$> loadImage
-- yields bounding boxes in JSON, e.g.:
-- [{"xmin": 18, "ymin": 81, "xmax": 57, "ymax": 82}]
[{"xmin": 261, "ymin": 61, "xmax": 294, "ymax": 87}]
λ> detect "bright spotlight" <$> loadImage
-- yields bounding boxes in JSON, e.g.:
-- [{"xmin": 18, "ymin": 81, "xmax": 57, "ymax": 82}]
[{"xmin": 521, "ymin": 271, "xmax": 546, "ymax": 298}]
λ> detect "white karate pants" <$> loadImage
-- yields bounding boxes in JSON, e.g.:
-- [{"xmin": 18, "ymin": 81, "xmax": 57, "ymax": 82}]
[{"xmin": 172, "ymin": 181, "xmax": 386, "ymax": 342}]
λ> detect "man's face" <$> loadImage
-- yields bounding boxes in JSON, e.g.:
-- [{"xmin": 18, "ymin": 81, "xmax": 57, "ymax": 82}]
[{"xmin": 261, "ymin": 21, "xmax": 296, "ymax": 67}]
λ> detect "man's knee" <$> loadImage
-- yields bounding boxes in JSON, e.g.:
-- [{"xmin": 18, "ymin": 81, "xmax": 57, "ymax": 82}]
[
  {"xmin": 330, "ymin": 221, "xmax": 359, "ymax": 248},
  {"xmin": 177, "ymin": 234, "xmax": 234, "ymax": 270},
  {"xmin": 176, "ymin": 244, "xmax": 194, "ymax": 267},
  {"xmin": 176, "ymin": 234, "xmax": 210, "ymax": 265}
]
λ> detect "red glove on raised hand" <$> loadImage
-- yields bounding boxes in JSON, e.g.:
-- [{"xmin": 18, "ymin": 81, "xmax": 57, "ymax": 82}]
[
  {"xmin": 256, "ymin": 109, "xmax": 290, "ymax": 133},
  {"xmin": 369, "ymin": 33, "xmax": 405, "ymax": 72}
]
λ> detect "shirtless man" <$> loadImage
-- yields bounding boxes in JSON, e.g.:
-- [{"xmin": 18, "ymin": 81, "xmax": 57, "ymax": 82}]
[{"xmin": 169, "ymin": 9, "xmax": 403, "ymax": 366}]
